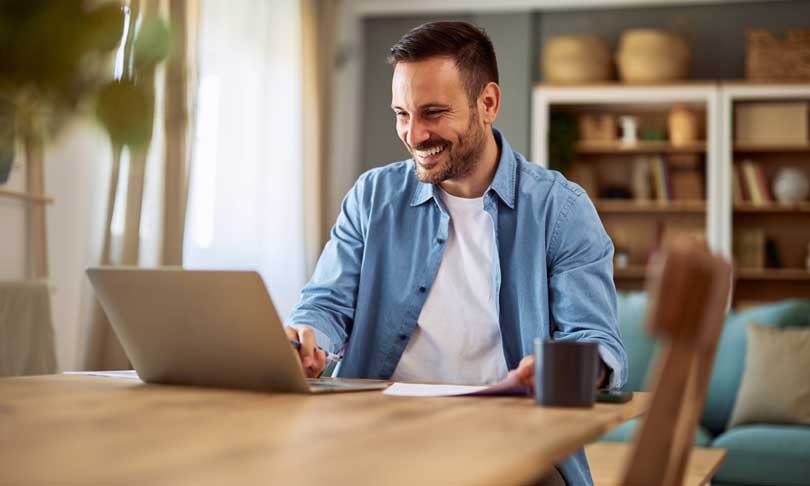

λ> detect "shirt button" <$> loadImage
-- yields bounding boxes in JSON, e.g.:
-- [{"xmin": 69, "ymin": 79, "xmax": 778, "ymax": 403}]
[
  {"xmin": 418, "ymin": 286, "xmax": 427, "ymax": 293},
  {"xmin": 436, "ymin": 238, "xmax": 445, "ymax": 244},
  {"xmin": 399, "ymin": 333, "xmax": 408, "ymax": 341}
]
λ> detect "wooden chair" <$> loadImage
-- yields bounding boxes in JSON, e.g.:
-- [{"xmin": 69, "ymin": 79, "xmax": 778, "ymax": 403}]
[{"xmin": 618, "ymin": 239, "xmax": 733, "ymax": 486}]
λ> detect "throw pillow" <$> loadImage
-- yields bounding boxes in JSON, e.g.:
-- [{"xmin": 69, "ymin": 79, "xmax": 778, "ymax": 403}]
[{"xmin": 728, "ymin": 323, "xmax": 810, "ymax": 428}]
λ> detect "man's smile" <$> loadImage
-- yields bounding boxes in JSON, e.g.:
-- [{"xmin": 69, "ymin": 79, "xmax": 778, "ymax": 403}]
[{"xmin": 413, "ymin": 143, "xmax": 448, "ymax": 164}]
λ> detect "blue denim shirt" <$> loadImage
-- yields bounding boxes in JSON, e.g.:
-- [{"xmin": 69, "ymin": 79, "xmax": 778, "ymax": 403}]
[{"xmin": 288, "ymin": 128, "xmax": 627, "ymax": 485}]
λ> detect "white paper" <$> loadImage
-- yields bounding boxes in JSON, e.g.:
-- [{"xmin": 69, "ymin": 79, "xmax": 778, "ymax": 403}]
[
  {"xmin": 383, "ymin": 374, "xmax": 531, "ymax": 397},
  {"xmin": 63, "ymin": 370, "xmax": 142, "ymax": 381},
  {"xmin": 383, "ymin": 383, "xmax": 489, "ymax": 397}
]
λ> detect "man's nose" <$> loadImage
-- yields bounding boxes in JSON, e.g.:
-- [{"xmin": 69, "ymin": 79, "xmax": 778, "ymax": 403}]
[{"xmin": 406, "ymin": 118, "xmax": 429, "ymax": 148}]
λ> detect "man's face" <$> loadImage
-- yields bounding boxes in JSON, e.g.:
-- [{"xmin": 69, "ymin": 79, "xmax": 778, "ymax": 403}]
[{"xmin": 391, "ymin": 57, "xmax": 488, "ymax": 184}]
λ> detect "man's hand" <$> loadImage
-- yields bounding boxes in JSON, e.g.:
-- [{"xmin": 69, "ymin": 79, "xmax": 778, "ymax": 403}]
[
  {"xmin": 285, "ymin": 326, "xmax": 327, "ymax": 378},
  {"xmin": 507, "ymin": 354, "xmax": 609, "ymax": 393},
  {"xmin": 508, "ymin": 355, "xmax": 536, "ymax": 392}
]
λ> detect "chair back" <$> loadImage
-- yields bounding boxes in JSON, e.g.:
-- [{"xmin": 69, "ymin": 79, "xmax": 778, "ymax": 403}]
[{"xmin": 620, "ymin": 239, "xmax": 733, "ymax": 486}]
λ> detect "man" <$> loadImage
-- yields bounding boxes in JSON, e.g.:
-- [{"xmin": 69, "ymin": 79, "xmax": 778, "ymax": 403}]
[{"xmin": 286, "ymin": 21, "xmax": 627, "ymax": 485}]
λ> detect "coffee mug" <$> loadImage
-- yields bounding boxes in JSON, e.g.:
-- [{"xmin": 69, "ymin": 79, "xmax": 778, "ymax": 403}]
[{"xmin": 534, "ymin": 338, "xmax": 599, "ymax": 407}]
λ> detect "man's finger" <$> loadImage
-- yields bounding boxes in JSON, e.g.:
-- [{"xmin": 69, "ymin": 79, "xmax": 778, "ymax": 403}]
[
  {"xmin": 516, "ymin": 355, "xmax": 535, "ymax": 378},
  {"xmin": 308, "ymin": 349, "xmax": 327, "ymax": 377},
  {"xmin": 298, "ymin": 327, "xmax": 318, "ymax": 368},
  {"xmin": 284, "ymin": 326, "xmax": 299, "ymax": 341},
  {"xmin": 314, "ymin": 348, "xmax": 326, "ymax": 369}
]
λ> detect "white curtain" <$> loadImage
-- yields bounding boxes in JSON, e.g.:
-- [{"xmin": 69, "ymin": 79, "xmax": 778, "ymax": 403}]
[{"xmin": 183, "ymin": 0, "xmax": 307, "ymax": 317}]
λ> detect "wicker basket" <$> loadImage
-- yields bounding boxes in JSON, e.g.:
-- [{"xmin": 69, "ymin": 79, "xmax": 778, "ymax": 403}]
[
  {"xmin": 616, "ymin": 29, "xmax": 691, "ymax": 83},
  {"xmin": 542, "ymin": 35, "xmax": 612, "ymax": 84},
  {"xmin": 746, "ymin": 29, "xmax": 810, "ymax": 81}
]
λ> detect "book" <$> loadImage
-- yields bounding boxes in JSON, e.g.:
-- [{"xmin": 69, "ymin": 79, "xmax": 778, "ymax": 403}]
[
  {"xmin": 650, "ymin": 156, "xmax": 670, "ymax": 202},
  {"xmin": 765, "ymin": 238, "xmax": 783, "ymax": 268},
  {"xmin": 734, "ymin": 228, "xmax": 765, "ymax": 269},
  {"xmin": 754, "ymin": 164, "xmax": 773, "ymax": 203},
  {"xmin": 741, "ymin": 160, "xmax": 763, "ymax": 205},
  {"xmin": 631, "ymin": 157, "xmax": 652, "ymax": 200},
  {"xmin": 732, "ymin": 165, "xmax": 745, "ymax": 203}
]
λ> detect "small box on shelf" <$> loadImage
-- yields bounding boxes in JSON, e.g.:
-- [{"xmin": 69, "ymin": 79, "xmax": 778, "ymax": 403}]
[
  {"xmin": 668, "ymin": 154, "xmax": 704, "ymax": 201},
  {"xmin": 735, "ymin": 102, "xmax": 809, "ymax": 145}
]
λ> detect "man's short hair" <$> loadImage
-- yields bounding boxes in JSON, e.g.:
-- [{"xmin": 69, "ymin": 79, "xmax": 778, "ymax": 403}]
[{"xmin": 387, "ymin": 21, "xmax": 499, "ymax": 105}]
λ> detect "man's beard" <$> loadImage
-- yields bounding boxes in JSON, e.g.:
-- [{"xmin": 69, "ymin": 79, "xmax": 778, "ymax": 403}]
[{"xmin": 411, "ymin": 113, "xmax": 487, "ymax": 184}]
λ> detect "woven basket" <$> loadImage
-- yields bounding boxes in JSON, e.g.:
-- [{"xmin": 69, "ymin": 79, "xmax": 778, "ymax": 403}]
[
  {"xmin": 542, "ymin": 35, "xmax": 612, "ymax": 84},
  {"xmin": 747, "ymin": 29, "xmax": 810, "ymax": 81},
  {"xmin": 617, "ymin": 29, "xmax": 691, "ymax": 83}
]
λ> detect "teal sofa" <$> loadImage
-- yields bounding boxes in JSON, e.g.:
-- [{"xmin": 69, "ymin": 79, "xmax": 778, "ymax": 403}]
[{"xmin": 602, "ymin": 293, "xmax": 810, "ymax": 486}]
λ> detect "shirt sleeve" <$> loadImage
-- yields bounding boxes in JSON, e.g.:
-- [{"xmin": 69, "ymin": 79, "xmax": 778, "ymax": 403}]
[
  {"xmin": 546, "ymin": 190, "xmax": 628, "ymax": 390},
  {"xmin": 285, "ymin": 175, "xmax": 368, "ymax": 354}
]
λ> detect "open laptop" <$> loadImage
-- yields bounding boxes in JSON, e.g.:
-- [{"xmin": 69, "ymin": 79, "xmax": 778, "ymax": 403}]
[{"xmin": 85, "ymin": 267, "xmax": 388, "ymax": 394}]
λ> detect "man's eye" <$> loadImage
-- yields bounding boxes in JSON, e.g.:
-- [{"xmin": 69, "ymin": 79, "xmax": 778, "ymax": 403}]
[
  {"xmin": 395, "ymin": 111, "xmax": 408, "ymax": 119},
  {"xmin": 425, "ymin": 110, "xmax": 446, "ymax": 118}
]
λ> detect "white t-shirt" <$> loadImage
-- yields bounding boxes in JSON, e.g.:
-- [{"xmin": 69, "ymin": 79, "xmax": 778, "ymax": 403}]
[{"xmin": 391, "ymin": 189, "xmax": 509, "ymax": 385}]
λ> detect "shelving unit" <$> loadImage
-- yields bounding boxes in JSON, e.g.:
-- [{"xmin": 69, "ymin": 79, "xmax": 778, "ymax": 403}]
[
  {"xmin": 0, "ymin": 153, "xmax": 53, "ymax": 279},
  {"xmin": 0, "ymin": 189, "xmax": 54, "ymax": 205},
  {"xmin": 532, "ymin": 84, "xmax": 721, "ymax": 290},
  {"xmin": 733, "ymin": 144, "xmax": 810, "ymax": 153},
  {"xmin": 533, "ymin": 82, "xmax": 810, "ymax": 306},
  {"xmin": 721, "ymin": 84, "xmax": 810, "ymax": 305},
  {"xmin": 595, "ymin": 200, "xmax": 706, "ymax": 214},
  {"xmin": 575, "ymin": 140, "xmax": 707, "ymax": 155}
]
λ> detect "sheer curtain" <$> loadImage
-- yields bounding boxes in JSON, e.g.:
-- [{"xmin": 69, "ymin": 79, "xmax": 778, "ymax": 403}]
[{"xmin": 184, "ymin": 0, "xmax": 307, "ymax": 317}]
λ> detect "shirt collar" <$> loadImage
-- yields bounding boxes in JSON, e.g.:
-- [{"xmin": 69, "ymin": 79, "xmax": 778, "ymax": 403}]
[{"xmin": 409, "ymin": 127, "xmax": 516, "ymax": 209}]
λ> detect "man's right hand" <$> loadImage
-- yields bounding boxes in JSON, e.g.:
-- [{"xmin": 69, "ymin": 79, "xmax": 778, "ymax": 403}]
[{"xmin": 285, "ymin": 325, "xmax": 327, "ymax": 378}]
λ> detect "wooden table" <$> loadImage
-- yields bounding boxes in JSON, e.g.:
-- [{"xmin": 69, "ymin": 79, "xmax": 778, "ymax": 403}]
[{"xmin": 0, "ymin": 375, "xmax": 648, "ymax": 485}]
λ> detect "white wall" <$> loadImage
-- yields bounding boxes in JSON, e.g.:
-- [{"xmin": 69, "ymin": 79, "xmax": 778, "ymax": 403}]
[{"xmin": 0, "ymin": 117, "xmax": 112, "ymax": 371}]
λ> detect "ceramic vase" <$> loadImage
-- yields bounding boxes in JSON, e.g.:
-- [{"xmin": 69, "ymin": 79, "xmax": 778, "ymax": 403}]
[{"xmin": 773, "ymin": 167, "xmax": 809, "ymax": 204}]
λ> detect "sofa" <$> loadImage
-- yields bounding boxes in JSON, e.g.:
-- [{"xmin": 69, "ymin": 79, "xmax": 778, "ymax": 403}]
[{"xmin": 601, "ymin": 293, "xmax": 810, "ymax": 486}]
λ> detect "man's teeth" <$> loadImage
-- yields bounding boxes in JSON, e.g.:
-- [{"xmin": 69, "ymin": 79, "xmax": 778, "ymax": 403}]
[{"xmin": 416, "ymin": 144, "xmax": 446, "ymax": 158}]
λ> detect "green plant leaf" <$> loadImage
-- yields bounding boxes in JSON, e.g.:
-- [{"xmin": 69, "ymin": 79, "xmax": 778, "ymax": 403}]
[
  {"xmin": 548, "ymin": 113, "xmax": 577, "ymax": 174},
  {"xmin": 133, "ymin": 16, "xmax": 172, "ymax": 71},
  {"xmin": 95, "ymin": 80, "xmax": 154, "ymax": 149}
]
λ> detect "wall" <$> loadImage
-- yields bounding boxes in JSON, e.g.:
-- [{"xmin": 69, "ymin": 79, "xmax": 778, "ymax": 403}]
[{"xmin": 359, "ymin": 0, "xmax": 810, "ymax": 173}]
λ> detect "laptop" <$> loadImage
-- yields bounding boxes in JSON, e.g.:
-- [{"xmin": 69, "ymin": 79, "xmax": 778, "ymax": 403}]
[{"xmin": 85, "ymin": 267, "xmax": 388, "ymax": 394}]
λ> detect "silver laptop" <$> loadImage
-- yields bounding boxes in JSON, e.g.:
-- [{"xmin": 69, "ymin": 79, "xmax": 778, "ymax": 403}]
[{"xmin": 86, "ymin": 267, "xmax": 388, "ymax": 394}]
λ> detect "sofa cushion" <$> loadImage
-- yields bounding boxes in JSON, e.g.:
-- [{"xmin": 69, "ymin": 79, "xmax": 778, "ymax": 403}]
[
  {"xmin": 615, "ymin": 292, "xmax": 656, "ymax": 392},
  {"xmin": 712, "ymin": 425, "xmax": 810, "ymax": 486},
  {"xmin": 703, "ymin": 300, "xmax": 810, "ymax": 435},
  {"xmin": 729, "ymin": 324, "xmax": 810, "ymax": 428},
  {"xmin": 599, "ymin": 417, "xmax": 712, "ymax": 446}
]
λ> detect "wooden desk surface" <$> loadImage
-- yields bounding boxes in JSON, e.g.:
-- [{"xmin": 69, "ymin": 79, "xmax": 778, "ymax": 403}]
[{"xmin": 0, "ymin": 375, "xmax": 648, "ymax": 486}]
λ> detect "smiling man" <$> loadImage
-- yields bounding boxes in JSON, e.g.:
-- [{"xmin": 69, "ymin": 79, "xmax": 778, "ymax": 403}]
[{"xmin": 286, "ymin": 21, "xmax": 627, "ymax": 485}]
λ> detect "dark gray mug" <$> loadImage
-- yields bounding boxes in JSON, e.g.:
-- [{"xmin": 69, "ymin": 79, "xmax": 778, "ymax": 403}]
[{"xmin": 534, "ymin": 338, "xmax": 598, "ymax": 407}]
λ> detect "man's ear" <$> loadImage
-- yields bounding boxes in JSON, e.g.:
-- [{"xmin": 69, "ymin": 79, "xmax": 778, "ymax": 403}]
[{"xmin": 478, "ymin": 82, "xmax": 500, "ymax": 125}]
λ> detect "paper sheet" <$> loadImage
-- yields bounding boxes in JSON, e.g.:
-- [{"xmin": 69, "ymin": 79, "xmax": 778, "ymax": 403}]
[
  {"xmin": 63, "ymin": 370, "xmax": 142, "ymax": 381},
  {"xmin": 383, "ymin": 374, "xmax": 530, "ymax": 397}
]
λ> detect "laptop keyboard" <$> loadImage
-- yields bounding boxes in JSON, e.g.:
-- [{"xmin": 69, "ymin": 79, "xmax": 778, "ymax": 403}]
[
  {"xmin": 307, "ymin": 378, "xmax": 365, "ymax": 388},
  {"xmin": 306, "ymin": 378, "xmax": 389, "ymax": 391}
]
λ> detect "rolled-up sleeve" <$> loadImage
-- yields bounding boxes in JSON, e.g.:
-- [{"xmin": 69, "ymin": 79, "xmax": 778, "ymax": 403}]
[
  {"xmin": 547, "ymin": 191, "xmax": 628, "ymax": 389},
  {"xmin": 286, "ymin": 175, "xmax": 368, "ymax": 354}
]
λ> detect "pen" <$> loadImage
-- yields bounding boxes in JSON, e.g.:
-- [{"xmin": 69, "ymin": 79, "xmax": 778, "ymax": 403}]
[{"xmin": 289, "ymin": 339, "xmax": 343, "ymax": 362}]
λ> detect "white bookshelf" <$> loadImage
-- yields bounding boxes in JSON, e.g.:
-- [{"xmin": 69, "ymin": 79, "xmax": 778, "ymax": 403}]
[
  {"xmin": 532, "ymin": 82, "xmax": 810, "ymax": 303},
  {"xmin": 531, "ymin": 83, "xmax": 723, "ymax": 259},
  {"xmin": 721, "ymin": 84, "xmax": 810, "ymax": 303}
]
